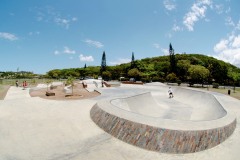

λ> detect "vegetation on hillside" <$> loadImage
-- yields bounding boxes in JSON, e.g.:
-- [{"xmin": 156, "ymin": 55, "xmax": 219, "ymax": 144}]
[
  {"xmin": 1, "ymin": 44, "xmax": 240, "ymax": 87},
  {"xmin": 43, "ymin": 53, "xmax": 240, "ymax": 87}
]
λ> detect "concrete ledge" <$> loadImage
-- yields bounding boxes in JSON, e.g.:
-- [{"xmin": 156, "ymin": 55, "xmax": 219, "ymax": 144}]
[{"xmin": 90, "ymin": 88, "xmax": 237, "ymax": 153}]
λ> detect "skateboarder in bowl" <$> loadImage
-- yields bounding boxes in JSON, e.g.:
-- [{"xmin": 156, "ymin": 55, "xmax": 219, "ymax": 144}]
[{"xmin": 168, "ymin": 87, "xmax": 173, "ymax": 98}]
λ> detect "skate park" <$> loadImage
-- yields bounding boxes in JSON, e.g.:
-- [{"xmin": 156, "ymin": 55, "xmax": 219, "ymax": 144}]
[{"xmin": 0, "ymin": 82, "xmax": 240, "ymax": 159}]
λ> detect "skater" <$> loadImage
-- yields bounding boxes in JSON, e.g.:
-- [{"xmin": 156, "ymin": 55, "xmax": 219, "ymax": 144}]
[
  {"xmin": 168, "ymin": 87, "xmax": 173, "ymax": 98},
  {"xmin": 15, "ymin": 80, "xmax": 19, "ymax": 87}
]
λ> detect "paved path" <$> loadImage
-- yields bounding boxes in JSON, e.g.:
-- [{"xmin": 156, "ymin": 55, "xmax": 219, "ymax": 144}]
[{"xmin": 0, "ymin": 85, "xmax": 240, "ymax": 160}]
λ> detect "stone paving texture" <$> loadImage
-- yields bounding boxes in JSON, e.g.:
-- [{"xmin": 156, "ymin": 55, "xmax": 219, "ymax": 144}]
[{"xmin": 0, "ymin": 84, "xmax": 240, "ymax": 159}]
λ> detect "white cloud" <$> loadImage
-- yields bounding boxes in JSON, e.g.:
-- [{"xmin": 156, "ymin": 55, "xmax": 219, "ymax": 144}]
[
  {"xmin": 161, "ymin": 48, "xmax": 169, "ymax": 55},
  {"xmin": 54, "ymin": 47, "xmax": 76, "ymax": 55},
  {"xmin": 55, "ymin": 18, "xmax": 70, "ymax": 29},
  {"xmin": 172, "ymin": 24, "xmax": 182, "ymax": 31},
  {"xmin": 163, "ymin": 0, "xmax": 176, "ymax": 11},
  {"xmin": 225, "ymin": 16, "xmax": 235, "ymax": 27},
  {"xmin": 225, "ymin": 7, "xmax": 231, "ymax": 14},
  {"xmin": 35, "ymin": 7, "xmax": 77, "ymax": 29},
  {"xmin": 214, "ymin": 39, "xmax": 228, "ymax": 52},
  {"xmin": 214, "ymin": 34, "xmax": 240, "ymax": 66},
  {"xmin": 183, "ymin": 0, "xmax": 212, "ymax": 31},
  {"xmin": 54, "ymin": 50, "xmax": 60, "ymax": 55},
  {"xmin": 79, "ymin": 54, "xmax": 94, "ymax": 62},
  {"xmin": 236, "ymin": 20, "xmax": 240, "ymax": 30},
  {"xmin": 0, "ymin": 32, "xmax": 18, "ymax": 41},
  {"xmin": 63, "ymin": 46, "xmax": 76, "ymax": 54},
  {"xmin": 214, "ymin": 4, "xmax": 224, "ymax": 14},
  {"xmin": 153, "ymin": 43, "xmax": 160, "ymax": 49},
  {"xmin": 84, "ymin": 39, "xmax": 104, "ymax": 48},
  {"xmin": 232, "ymin": 35, "xmax": 240, "ymax": 48},
  {"xmin": 109, "ymin": 58, "xmax": 131, "ymax": 65}
]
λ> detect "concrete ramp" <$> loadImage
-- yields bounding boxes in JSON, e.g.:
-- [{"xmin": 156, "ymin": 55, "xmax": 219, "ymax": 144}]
[
  {"xmin": 111, "ymin": 88, "xmax": 226, "ymax": 121},
  {"xmin": 91, "ymin": 86, "xmax": 236, "ymax": 153},
  {"xmin": 173, "ymin": 87, "xmax": 227, "ymax": 121}
]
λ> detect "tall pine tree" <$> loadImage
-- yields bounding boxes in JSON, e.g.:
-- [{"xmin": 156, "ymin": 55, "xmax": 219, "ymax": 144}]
[
  {"xmin": 169, "ymin": 43, "xmax": 176, "ymax": 73},
  {"xmin": 100, "ymin": 51, "xmax": 106, "ymax": 75},
  {"xmin": 131, "ymin": 52, "xmax": 135, "ymax": 69}
]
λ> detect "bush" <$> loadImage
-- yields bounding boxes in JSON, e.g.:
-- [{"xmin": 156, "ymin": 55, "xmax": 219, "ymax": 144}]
[
  {"xmin": 177, "ymin": 79, "xmax": 182, "ymax": 86},
  {"xmin": 166, "ymin": 73, "xmax": 177, "ymax": 83},
  {"xmin": 212, "ymin": 83, "xmax": 219, "ymax": 88},
  {"xmin": 159, "ymin": 77, "xmax": 166, "ymax": 83},
  {"xmin": 141, "ymin": 77, "xmax": 150, "ymax": 83},
  {"xmin": 152, "ymin": 76, "xmax": 160, "ymax": 82}
]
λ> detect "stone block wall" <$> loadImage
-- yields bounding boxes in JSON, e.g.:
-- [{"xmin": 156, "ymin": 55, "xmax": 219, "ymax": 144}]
[{"xmin": 90, "ymin": 104, "xmax": 236, "ymax": 153}]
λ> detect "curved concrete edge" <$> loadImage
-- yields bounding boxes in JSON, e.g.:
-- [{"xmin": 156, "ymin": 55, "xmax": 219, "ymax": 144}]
[
  {"xmin": 90, "ymin": 104, "xmax": 236, "ymax": 153},
  {"xmin": 90, "ymin": 87, "xmax": 237, "ymax": 153}
]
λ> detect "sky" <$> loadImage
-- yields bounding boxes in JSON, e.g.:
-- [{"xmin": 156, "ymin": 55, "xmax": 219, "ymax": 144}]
[{"xmin": 0, "ymin": 0, "xmax": 240, "ymax": 74}]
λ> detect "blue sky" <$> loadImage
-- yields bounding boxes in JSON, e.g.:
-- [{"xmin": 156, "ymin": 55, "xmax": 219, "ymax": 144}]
[{"xmin": 0, "ymin": 0, "xmax": 240, "ymax": 74}]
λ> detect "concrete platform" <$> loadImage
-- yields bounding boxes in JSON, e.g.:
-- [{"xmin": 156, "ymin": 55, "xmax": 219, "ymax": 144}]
[{"xmin": 0, "ymin": 84, "xmax": 240, "ymax": 159}]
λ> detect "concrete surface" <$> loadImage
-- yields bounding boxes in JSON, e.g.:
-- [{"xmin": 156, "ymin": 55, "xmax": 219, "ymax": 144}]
[
  {"xmin": 111, "ymin": 89, "xmax": 227, "ymax": 121},
  {"xmin": 0, "ymin": 84, "xmax": 240, "ymax": 159}
]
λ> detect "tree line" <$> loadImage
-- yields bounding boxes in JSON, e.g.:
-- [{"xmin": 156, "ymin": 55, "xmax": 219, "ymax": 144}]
[
  {"xmin": 46, "ymin": 44, "xmax": 240, "ymax": 87},
  {"xmin": 1, "ymin": 44, "xmax": 240, "ymax": 87}
]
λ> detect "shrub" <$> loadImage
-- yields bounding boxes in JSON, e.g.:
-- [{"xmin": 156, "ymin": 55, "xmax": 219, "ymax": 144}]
[
  {"xmin": 212, "ymin": 83, "xmax": 219, "ymax": 88},
  {"xmin": 166, "ymin": 73, "xmax": 177, "ymax": 83},
  {"xmin": 141, "ymin": 77, "xmax": 150, "ymax": 83},
  {"xmin": 152, "ymin": 76, "xmax": 160, "ymax": 82},
  {"xmin": 177, "ymin": 79, "xmax": 182, "ymax": 86},
  {"xmin": 159, "ymin": 77, "xmax": 166, "ymax": 83}
]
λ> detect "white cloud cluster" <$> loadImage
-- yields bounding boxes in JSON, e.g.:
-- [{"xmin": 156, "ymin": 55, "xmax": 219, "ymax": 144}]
[
  {"xmin": 109, "ymin": 58, "xmax": 131, "ymax": 65},
  {"xmin": 172, "ymin": 24, "xmax": 182, "ymax": 31},
  {"xmin": 214, "ymin": 34, "xmax": 240, "ymax": 66},
  {"xmin": 79, "ymin": 54, "xmax": 94, "ymax": 62},
  {"xmin": 0, "ymin": 32, "xmax": 18, "ymax": 41},
  {"xmin": 153, "ymin": 43, "xmax": 160, "ymax": 49},
  {"xmin": 55, "ymin": 17, "xmax": 77, "ymax": 29},
  {"xmin": 225, "ymin": 16, "xmax": 235, "ymax": 27},
  {"xmin": 63, "ymin": 46, "xmax": 76, "ymax": 54},
  {"xmin": 54, "ymin": 46, "xmax": 76, "ymax": 55},
  {"xmin": 183, "ymin": 0, "xmax": 212, "ymax": 31},
  {"xmin": 84, "ymin": 39, "xmax": 104, "ymax": 48},
  {"xmin": 163, "ymin": 0, "xmax": 176, "ymax": 11},
  {"xmin": 35, "ymin": 6, "xmax": 77, "ymax": 29}
]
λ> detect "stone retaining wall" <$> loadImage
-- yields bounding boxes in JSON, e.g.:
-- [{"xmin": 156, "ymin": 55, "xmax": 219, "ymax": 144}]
[{"xmin": 90, "ymin": 104, "xmax": 236, "ymax": 153}]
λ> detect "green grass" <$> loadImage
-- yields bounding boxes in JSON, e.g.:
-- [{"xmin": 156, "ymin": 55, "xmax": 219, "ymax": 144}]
[{"xmin": 199, "ymin": 87, "xmax": 240, "ymax": 100}]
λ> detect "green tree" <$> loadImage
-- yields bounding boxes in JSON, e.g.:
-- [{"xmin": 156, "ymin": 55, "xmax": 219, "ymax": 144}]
[
  {"xmin": 169, "ymin": 43, "xmax": 176, "ymax": 73},
  {"xmin": 176, "ymin": 60, "xmax": 191, "ymax": 81},
  {"xmin": 228, "ymin": 69, "xmax": 240, "ymax": 92},
  {"xmin": 154, "ymin": 61, "xmax": 170, "ymax": 77},
  {"xmin": 166, "ymin": 73, "xmax": 177, "ymax": 83},
  {"xmin": 131, "ymin": 52, "xmax": 136, "ymax": 69},
  {"xmin": 47, "ymin": 69, "xmax": 61, "ymax": 79},
  {"xmin": 102, "ymin": 71, "xmax": 112, "ymax": 81},
  {"xmin": 188, "ymin": 65, "xmax": 210, "ymax": 87},
  {"xmin": 128, "ymin": 68, "xmax": 141, "ymax": 80},
  {"xmin": 100, "ymin": 51, "xmax": 107, "ymax": 75}
]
